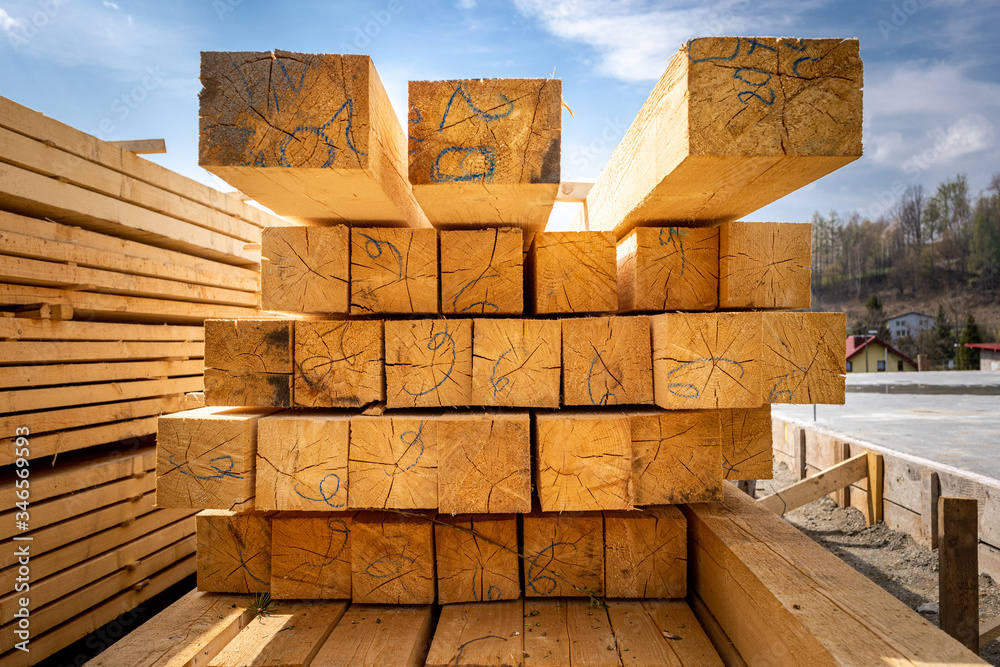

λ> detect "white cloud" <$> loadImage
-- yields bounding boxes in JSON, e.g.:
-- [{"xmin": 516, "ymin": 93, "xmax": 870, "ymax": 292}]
[
  {"xmin": 869, "ymin": 131, "xmax": 905, "ymax": 164},
  {"xmin": 867, "ymin": 61, "xmax": 1000, "ymax": 118},
  {"xmin": 102, "ymin": 1, "xmax": 119, "ymax": 9},
  {"xmin": 0, "ymin": 7, "xmax": 24, "ymax": 32},
  {"xmin": 457, "ymin": 0, "xmax": 476, "ymax": 7},
  {"xmin": 511, "ymin": 0, "xmax": 824, "ymax": 81}
]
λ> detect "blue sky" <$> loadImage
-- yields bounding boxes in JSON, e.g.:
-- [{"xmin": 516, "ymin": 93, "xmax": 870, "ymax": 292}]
[{"xmin": 1, "ymin": 0, "xmax": 998, "ymax": 228}]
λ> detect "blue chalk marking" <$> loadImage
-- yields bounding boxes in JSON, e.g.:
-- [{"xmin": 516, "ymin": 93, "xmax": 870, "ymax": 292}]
[
  {"xmin": 452, "ymin": 274, "xmax": 501, "ymax": 313},
  {"xmin": 734, "ymin": 68, "xmax": 775, "ymax": 106},
  {"xmin": 792, "ymin": 55, "xmax": 820, "ymax": 78},
  {"xmin": 659, "ymin": 227, "xmax": 687, "ymax": 277},
  {"xmin": 688, "ymin": 37, "xmax": 741, "ymax": 63},
  {"xmin": 168, "ymin": 453, "xmax": 242, "ymax": 480},
  {"xmin": 299, "ymin": 518, "xmax": 350, "ymax": 568},
  {"xmin": 386, "ymin": 422, "xmax": 425, "ymax": 476},
  {"xmin": 487, "ymin": 585, "xmax": 501, "ymax": 601},
  {"xmin": 293, "ymin": 473, "xmax": 345, "ymax": 508},
  {"xmin": 438, "ymin": 83, "xmax": 513, "ymax": 132},
  {"xmin": 743, "ymin": 38, "xmax": 777, "ymax": 55},
  {"xmin": 358, "ymin": 233, "xmax": 404, "ymax": 279},
  {"xmin": 768, "ymin": 366, "xmax": 807, "ymax": 403},
  {"xmin": 784, "ymin": 41, "xmax": 808, "ymax": 52},
  {"xmin": 402, "ymin": 328, "xmax": 456, "ymax": 397},
  {"xmin": 237, "ymin": 545, "xmax": 269, "ymax": 585},
  {"xmin": 277, "ymin": 98, "xmax": 366, "ymax": 168},
  {"xmin": 431, "ymin": 145, "xmax": 496, "ymax": 183},
  {"xmin": 490, "ymin": 346, "xmax": 528, "ymax": 397},
  {"xmin": 526, "ymin": 542, "xmax": 577, "ymax": 595},
  {"xmin": 722, "ymin": 457, "xmax": 740, "ymax": 474},
  {"xmin": 409, "ymin": 102, "xmax": 423, "ymax": 125},
  {"xmin": 587, "ymin": 351, "xmax": 619, "ymax": 406},
  {"xmin": 666, "ymin": 357, "xmax": 747, "ymax": 398},
  {"xmin": 231, "ymin": 59, "xmax": 254, "ymax": 104},
  {"xmin": 366, "ymin": 553, "xmax": 416, "ymax": 578}
]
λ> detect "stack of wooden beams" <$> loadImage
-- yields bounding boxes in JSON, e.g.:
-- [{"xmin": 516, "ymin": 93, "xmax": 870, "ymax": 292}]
[
  {"xmin": 0, "ymin": 96, "xmax": 288, "ymax": 666},
  {"xmin": 157, "ymin": 38, "xmax": 857, "ymax": 620}
]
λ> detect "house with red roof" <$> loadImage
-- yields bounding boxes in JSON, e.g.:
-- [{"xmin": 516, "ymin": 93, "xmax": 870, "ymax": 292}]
[
  {"xmin": 846, "ymin": 335, "xmax": 917, "ymax": 373},
  {"xmin": 964, "ymin": 342, "xmax": 1000, "ymax": 371}
]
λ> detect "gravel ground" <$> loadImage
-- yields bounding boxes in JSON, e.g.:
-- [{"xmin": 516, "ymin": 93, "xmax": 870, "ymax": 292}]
[{"xmin": 755, "ymin": 463, "xmax": 1000, "ymax": 664}]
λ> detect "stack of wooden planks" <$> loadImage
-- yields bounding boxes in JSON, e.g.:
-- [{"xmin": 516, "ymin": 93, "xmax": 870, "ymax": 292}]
[
  {"xmin": 149, "ymin": 39, "xmax": 857, "ymax": 630},
  {"xmin": 0, "ymin": 95, "xmax": 288, "ymax": 666}
]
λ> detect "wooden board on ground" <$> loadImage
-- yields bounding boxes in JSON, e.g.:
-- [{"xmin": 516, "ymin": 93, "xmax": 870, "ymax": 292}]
[
  {"xmin": 349, "ymin": 415, "xmax": 438, "ymax": 510},
  {"xmin": 471, "ymin": 318, "xmax": 560, "ymax": 407},
  {"xmin": 293, "ymin": 320, "xmax": 384, "ymax": 408},
  {"xmin": 521, "ymin": 598, "xmax": 619, "ymax": 667},
  {"xmin": 720, "ymin": 406, "xmax": 773, "ymax": 481},
  {"xmin": 523, "ymin": 511, "xmax": 604, "ymax": 598},
  {"xmin": 535, "ymin": 411, "xmax": 634, "ymax": 512},
  {"xmin": 719, "ymin": 221, "xmax": 812, "ymax": 309},
  {"xmin": 561, "ymin": 315, "xmax": 653, "ymax": 407},
  {"xmin": 604, "ymin": 506, "xmax": 686, "ymax": 599},
  {"xmin": 629, "ymin": 409, "xmax": 723, "ymax": 504},
  {"xmin": 385, "ymin": 319, "xmax": 473, "ymax": 407},
  {"xmin": 436, "ymin": 412, "xmax": 532, "ymax": 514},
  {"xmin": 351, "ymin": 227, "xmax": 438, "ymax": 314},
  {"xmin": 617, "ymin": 226, "xmax": 719, "ymax": 312},
  {"xmin": 581, "ymin": 38, "xmax": 862, "ymax": 237},
  {"xmin": 651, "ymin": 312, "xmax": 763, "ymax": 409},
  {"xmin": 199, "ymin": 52, "xmax": 429, "ymax": 228},
  {"xmin": 606, "ymin": 599, "xmax": 725, "ymax": 667},
  {"xmin": 531, "ymin": 232, "xmax": 617, "ymax": 314},
  {"xmin": 435, "ymin": 514, "xmax": 520, "ymax": 604},
  {"xmin": 350, "ymin": 511, "xmax": 436, "ymax": 604},
  {"xmin": 425, "ymin": 599, "xmax": 524, "ymax": 667},
  {"xmin": 762, "ymin": 312, "xmax": 846, "ymax": 404},
  {"xmin": 156, "ymin": 406, "xmax": 276, "ymax": 510},
  {"xmin": 256, "ymin": 411, "xmax": 351, "ymax": 511},
  {"xmin": 260, "ymin": 225, "xmax": 350, "ymax": 314},
  {"xmin": 408, "ymin": 78, "xmax": 560, "ymax": 231},
  {"xmin": 311, "ymin": 604, "xmax": 435, "ymax": 667},
  {"xmin": 196, "ymin": 510, "xmax": 271, "ymax": 594},
  {"xmin": 208, "ymin": 600, "xmax": 348, "ymax": 667},
  {"xmin": 440, "ymin": 228, "xmax": 523, "ymax": 315}
]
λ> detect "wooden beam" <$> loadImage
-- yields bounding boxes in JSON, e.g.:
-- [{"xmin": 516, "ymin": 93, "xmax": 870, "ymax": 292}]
[
  {"xmin": 208, "ymin": 600, "xmax": 347, "ymax": 667},
  {"xmin": 0, "ymin": 375, "xmax": 202, "ymax": 414},
  {"xmin": 0, "ymin": 339, "xmax": 202, "ymax": 364},
  {"xmin": 385, "ymin": 319, "xmax": 472, "ymax": 408},
  {"xmin": 763, "ymin": 312, "xmax": 846, "ymax": 405},
  {"xmin": 684, "ymin": 485, "xmax": 982, "ymax": 666},
  {"xmin": 521, "ymin": 598, "xmax": 619, "ymax": 666},
  {"xmin": 409, "ymin": 78, "xmax": 560, "ymax": 230},
  {"xmin": 436, "ymin": 412, "xmax": 531, "ymax": 514},
  {"xmin": 582, "ymin": 38, "xmax": 862, "ymax": 238},
  {"xmin": 256, "ymin": 412, "xmax": 351, "ymax": 511},
  {"xmin": 561, "ymin": 316, "xmax": 653, "ymax": 407},
  {"xmin": 196, "ymin": 510, "xmax": 271, "ymax": 594},
  {"xmin": 293, "ymin": 320, "xmax": 384, "ymax": 408},
  {"xmin": 530, "ymin": 231, "xmax": 617, "ymax": 314},
  {"xmin": 866, "ymin": 451, "xmax": 884, "ymax": 526},
  {"xmin": 617, "ymin": 226, "xmax": 719, "ymax": 313},
  {"xmin": 719, "ymin": 221, "xmax": 811, "ymax": 309},
  {"xmin": 434, "ymin": 514, "xmax": 520, "ymax": 604},
  {"xmin": 604, "ymin": 506, "xmax": 686, "ymax": 599},
  {"xmin": 939, "ymin": 496, "xmax": 979, "ymax": 653},
  {"xmin": 523, "ymin": 510, "xmax": 604, "ymax": 598},
  {"xmin": 351, "ymin": 227, "xmax": 438, "ymax": 314},
  {"xmin": 535, "ymin": 411, "xmax": 634, "ymax": 512},
  {"xmin": 651, "ymin": 312, "xmax": 763, "ymax": 409},
  {"xmin": 440, "ymin": 228, "xmax": 523, "ymax": 315},
  {"xmin": 981, "ymin": 615, "xmax": 1000, "ymax": 647},
  {"xmin": 311, "ymin": 603, "xmax": 435, "ymax": 666},
  {"xmin": 200, "ymin": 52, "xmax": 429, "ymax": 228},
  {"xmin": 260, "ymin": 226, "xmax": 349, "ymax": 314},
  {"xmin": 0, "ymin": 446, "xmax": 151, "ymax": 506},
  {"xmin": 109, "ymin": 138, "xmax": 166, "ymax": 154},
  {"xmin": 794, "ymin": 427, "xmax": 807, "ymax": 481},
  {"xmin": 720, "ymin": 406, "xmax": 773, "ymax": 481},
  {"xmin": 350, "ymin": 511, "xmax": 436, "ymax": 604},
  {"xmin": 555, "ymin": 181, "xmax": 594, "ymax": 202},
  {"xmin": 919, "ymin": 468, "xmax": 940, "ymax": 549},
  {"xmin": 425, "ymin": 599, "xmax": 524, "ymax": 666},
  {"xmin": 630, "ymin": 408, "xmax": 723, "ymax": 504},
  {"xmin": 203, "ymin": 368, "xmax": 292, "ymax": 407},
  {"xmin": 0, "ymin": 317, "xmax": 204, "ymax": 342},
  {"xmin": 689, "ymin": 590, "xmax": 750, "ymax": 667},
  {"xmin": 758, "ymin": 453, "xmax": 868, "ymax": 515},
  {"xmin": 204, "ymin": 319, "xmax": 293, "ymax": 373},
  {"xmin": 471, "ymin": 318, "xmax": 561, "ymax": 407},
  {"xmin": 348, "ymin": 415, "xmax": 438, "ymax": 510}
]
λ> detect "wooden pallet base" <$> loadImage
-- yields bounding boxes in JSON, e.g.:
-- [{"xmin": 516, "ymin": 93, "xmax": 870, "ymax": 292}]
[{"xmin": 84, "ymin": 591, "xmax": 722, "ymax": 667}]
